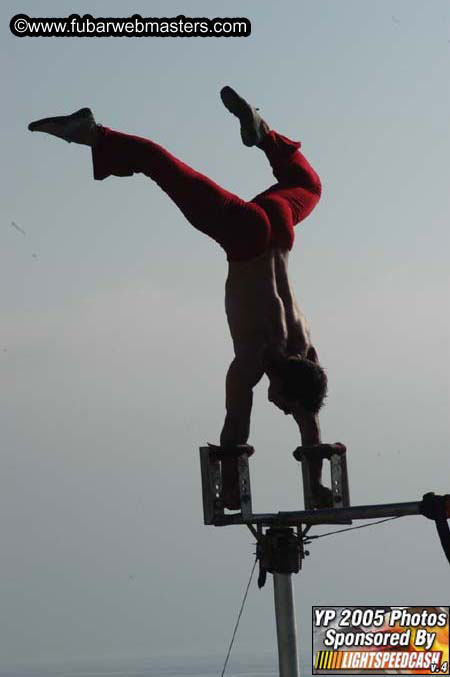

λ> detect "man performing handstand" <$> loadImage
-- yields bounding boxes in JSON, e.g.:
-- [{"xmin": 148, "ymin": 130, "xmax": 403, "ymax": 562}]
[{"xmin": 28, "ymin": 86, "xmax": 345, "ymax": 510}]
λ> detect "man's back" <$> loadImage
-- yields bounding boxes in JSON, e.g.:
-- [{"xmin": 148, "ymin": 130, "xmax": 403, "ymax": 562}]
[{"xmin": 225, "ymin": 248, "xmax": 311, "ymax": 365}]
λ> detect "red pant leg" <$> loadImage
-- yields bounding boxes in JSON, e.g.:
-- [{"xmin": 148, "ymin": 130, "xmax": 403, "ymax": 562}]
[
  {"xmin": 91, "ymin": 126, "xmax": 272, "ymax": 262},
  {"xmin": 251, "ymin": 131, "xmax": 322, "ymax": 250}
]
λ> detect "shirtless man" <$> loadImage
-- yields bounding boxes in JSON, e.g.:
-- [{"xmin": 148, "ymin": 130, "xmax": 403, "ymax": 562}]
[{"xmin": 28, "ymin": 86, "xmax": 344, "ymax": 509}]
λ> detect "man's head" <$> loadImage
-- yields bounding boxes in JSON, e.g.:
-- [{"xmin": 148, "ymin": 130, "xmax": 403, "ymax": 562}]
[{"xmin": 267, "ymin": 355, "xmax": 328, "ymax": 415}]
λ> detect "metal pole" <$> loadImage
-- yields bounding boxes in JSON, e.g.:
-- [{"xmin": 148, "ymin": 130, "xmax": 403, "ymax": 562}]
[{"xmin": 273, "ymin": 572, "xmax": 300, "ymax": 677}]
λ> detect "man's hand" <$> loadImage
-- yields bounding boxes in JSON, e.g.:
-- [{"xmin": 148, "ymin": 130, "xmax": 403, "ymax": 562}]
[
  {"xmin": 293, "ymin": 442, "xmax": 347, "ymax": 509},
  {"xmin": 290, "ymin": 398, "xmax": 347, "ymax": 507}
]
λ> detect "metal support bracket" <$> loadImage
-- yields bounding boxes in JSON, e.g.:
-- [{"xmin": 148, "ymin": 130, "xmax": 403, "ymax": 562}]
[
  {"xmin": 257, "ymin": 527, "xmax": 304, "ymax": 584},
  {"xmin": 199, "ymin": 444, "xmax": 253, "ymax": 525},
  {"xmin": 293, "ymin": 444, "xmax": 351, "ymax": 523}
]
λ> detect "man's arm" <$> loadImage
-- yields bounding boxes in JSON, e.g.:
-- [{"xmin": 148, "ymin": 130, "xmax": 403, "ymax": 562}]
[
  {"xmin": 290, "ymin": 343, "xmax": 323, "ymax": 486},
  {"xmin": 292, "ymin": 343, "xmax": 322, "ymax": 444},
  {"xmin": 220, "ymin": 357, "xmax": 264, "ymax": 447},
  {"xmin": 291, "ymin": 405, "xmax": 322, "ymax": 446},
  {"xmin": 290, "ymin": 344, "xmax": 346, "ymax": 498}
]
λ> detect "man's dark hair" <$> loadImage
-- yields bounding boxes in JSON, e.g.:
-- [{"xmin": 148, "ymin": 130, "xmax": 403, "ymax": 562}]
[{"xmin": 278, "ymin": 356, "xmax": 328, "ymax": 413}]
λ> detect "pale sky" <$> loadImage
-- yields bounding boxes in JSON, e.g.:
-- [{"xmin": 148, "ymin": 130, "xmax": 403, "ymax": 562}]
[{"xmin": 1, "ymin": 0, "xmax": 449, "ymax": 671}]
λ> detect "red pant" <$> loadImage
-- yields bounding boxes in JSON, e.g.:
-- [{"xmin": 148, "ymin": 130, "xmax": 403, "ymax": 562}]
[{"xmin": 92, "ymin": 127, "xmax": 322, "ymax": 262}]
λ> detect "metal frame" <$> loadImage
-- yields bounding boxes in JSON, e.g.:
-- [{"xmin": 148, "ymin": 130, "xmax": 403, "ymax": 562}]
[
  {"xmin": 199, "ymin": 444, "xmax": 253, "ymax": 524},
  {"xmin": 199, "ymin": 445, "xmax": 448, "ymax": 677},
  {"xmin": 293, "ymin": 445, "xmax": 350, "ymax": 514},
  {"xmin": 199, "ymin": 443, "xmax": 422, "ymax": 529},
  {"xmin": 211, "ymin": 500, "xmax": 424, "ymax": 527}
]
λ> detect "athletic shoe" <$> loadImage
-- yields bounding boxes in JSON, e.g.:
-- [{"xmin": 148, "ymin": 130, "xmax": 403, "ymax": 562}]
[
  {"xmin": 28, "ymin": 107, "xmax": 96, "ymax": 144},
  {"xmin": 220, "ymin": 86, "xmax": 269, "ymax": 147}
]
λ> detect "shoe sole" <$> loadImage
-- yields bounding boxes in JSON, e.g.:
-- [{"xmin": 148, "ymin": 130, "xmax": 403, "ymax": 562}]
[
  {"xmin": 220, "ymin": 86, "xmax": 259, "ymax": 146},
  {"xmin": 28, "ymin": 107, "xmax": 93, "ymax": 133}
]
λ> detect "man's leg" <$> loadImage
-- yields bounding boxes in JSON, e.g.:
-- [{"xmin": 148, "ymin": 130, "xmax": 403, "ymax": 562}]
[
  {"xmin": 219, "ymin": 86, "xmax": 322, "ymax": 251},
  {"xmin": 28, "ymin": 109, "xmax": 272, "ymax": 262},
  {"xmin": 251, "ymin": 131, "xmax": 322, "ymax": 250},
  {"xmin": 92, "ymin": 126, "xmax": 274, "ymax": 260}
]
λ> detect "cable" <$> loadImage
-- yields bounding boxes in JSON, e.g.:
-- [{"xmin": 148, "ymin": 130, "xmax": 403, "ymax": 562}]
[
  {"xmin": 220, "ymin": 518, "xmax": 401, "ymax": 673},
  {"xmin": 305, "ymin": 516, "xmax": 401, "ymax": 542},
  {"xmin": 220, "ymin": 556, "xmax": 258, "ymax": 677}
]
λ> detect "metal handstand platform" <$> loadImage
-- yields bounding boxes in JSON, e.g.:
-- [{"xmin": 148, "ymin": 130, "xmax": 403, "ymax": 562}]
[
  {"xmin": 199, "ymin": 443, "xmax": 450, "ymax": 677},
  {"xmin": 200, "ymin": 442, "xmax": 353, "ymax": 527}
]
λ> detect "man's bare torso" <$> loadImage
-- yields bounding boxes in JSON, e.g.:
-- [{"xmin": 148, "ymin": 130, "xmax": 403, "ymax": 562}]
[{"xmin": 225, "ymin": 248, "xmax": 312, "ymax": 365}]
